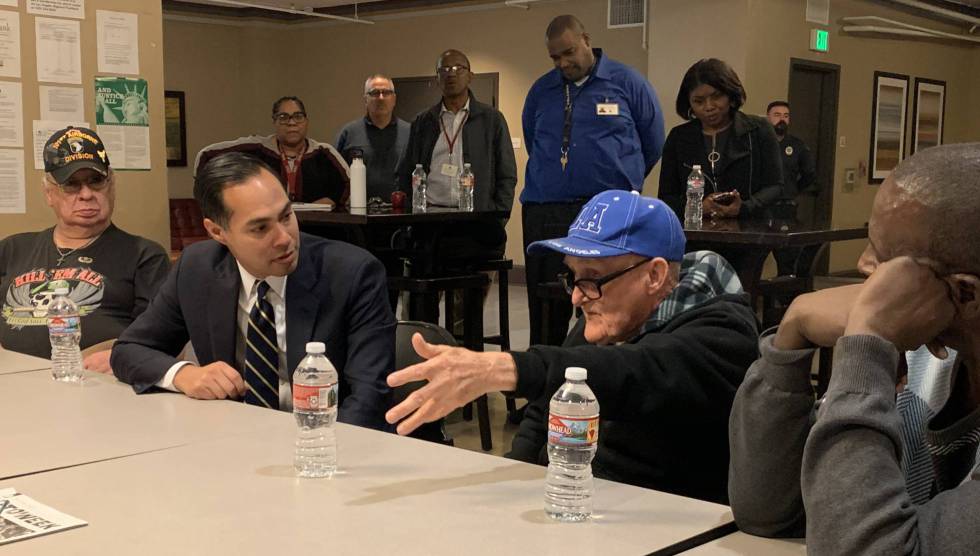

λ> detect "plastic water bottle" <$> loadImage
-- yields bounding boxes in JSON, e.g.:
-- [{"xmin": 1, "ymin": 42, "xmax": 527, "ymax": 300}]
[
  {"xmin": 47, "ymin": 288, "xmax": 84, "ymax": 383},
  {"xmin": 411, "ymin": 164, "xmax": 427, "ymax": 213},
  {"xmin": 458, "ymin": 163, "xmax": 474, "ymax": 212},
  {"xmin": 685, "ymin": 165, "xmax": 705, "ymax": 228},
  {"xmin": 349, "ymin": 153, "xmax": 367, "ymax": 209},
  {"xmin": 292, "ymin": 342, "xmax": 339, "ymax": 478},
  {"xmin": 545, "ymin": 367, "xmax": 599, "ymax": 522}
]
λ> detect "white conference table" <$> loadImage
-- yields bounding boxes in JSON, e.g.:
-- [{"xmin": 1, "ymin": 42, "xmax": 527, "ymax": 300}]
[
  {"xmin": 0, "ymin": 369, "xmax": 285, "ymax": 480},
  {"xmin": 684, "ymin": 532, "xmax": 805, "ymax": 554},
  {"xmin": 1, "ymin": 414, "xmax": 735, "ymax": 555},
  {"xmin": 0, "ymin": 349, "xmax": 51, "ymax": 375}
]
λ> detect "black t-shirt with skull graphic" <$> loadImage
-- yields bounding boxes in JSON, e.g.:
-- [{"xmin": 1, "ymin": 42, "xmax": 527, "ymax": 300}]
[{"xmin": 0, "ymin": 224, "xmax": 170, "ymax": 359}]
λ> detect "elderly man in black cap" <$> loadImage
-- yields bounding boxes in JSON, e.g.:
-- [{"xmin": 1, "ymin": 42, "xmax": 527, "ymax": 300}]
[{"xmin": 0, "ymin": 127, "xmax": 170, "ymax": 372}]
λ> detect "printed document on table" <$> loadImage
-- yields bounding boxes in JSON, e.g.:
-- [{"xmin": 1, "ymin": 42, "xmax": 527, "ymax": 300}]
[
  {"xmin": 0, "ymin": 148, "xmax": 25, "ymax": 213},
  {"xmin": 97, "ymin": 10, "xmax": 138, "ymax": 75},
  {"xmin": 40, "ymin": 86, "xmax": 84, "ymax": 121},
  {"xmin": 33, "ymin": 119, "xmax": 88, "ymax": 169},
  {"xmin": 0, "ymin": 10, "xmax": 21, "ymax": 79},
  {"xmin": 0, "ymin": 1, "xmax": 17, "ymax": 8},
  {"xmin": 0, "ymin": 80, "xmax": 23, "ymax": 148},
  {"xmin": 35, "ymin": 17, "xmax": 81, "ymax": 84},
  {"xmin": 0, "ymin": 488, "xmax": 87, "ymax": 545},
  {"xmin": 27, "ymin": 0, "xmax": 84, "ymax": 19}
]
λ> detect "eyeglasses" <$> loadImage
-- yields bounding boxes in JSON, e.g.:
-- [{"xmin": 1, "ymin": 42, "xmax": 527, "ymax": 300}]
[
  {"xmin": 273, "ymin": 111, "xmax": 308, "ymax": 125},
  {"xmin": 56, "ymin": 174, "xmax": 110, "ymax": 195},
  {"xmin": 366, "ymin": 89, "xmax": 395, "ymax": 98},
  {"xmin": 436, "ymin": 65, "xmax": 469, "ymax": 76},
  {"xmin": 558, "ymin": 258, "xmax": 652, "ymax": 301}
]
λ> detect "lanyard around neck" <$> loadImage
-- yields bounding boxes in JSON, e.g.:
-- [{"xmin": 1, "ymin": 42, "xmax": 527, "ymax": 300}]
[{"xmin": 439, "ymin": 109, "xmax": 468, "ymax": 156}]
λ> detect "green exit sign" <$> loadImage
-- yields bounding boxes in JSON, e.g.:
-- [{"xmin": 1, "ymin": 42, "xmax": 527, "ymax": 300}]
[{"xmin": 810, "ymin": 29, "xmax": 829, "ymax": 52}]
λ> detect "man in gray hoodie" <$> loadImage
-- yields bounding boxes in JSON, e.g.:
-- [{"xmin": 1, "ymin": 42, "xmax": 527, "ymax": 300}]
[{"xmin": 729, "ymin": 143, "xmax": 980, "ymax": 554}]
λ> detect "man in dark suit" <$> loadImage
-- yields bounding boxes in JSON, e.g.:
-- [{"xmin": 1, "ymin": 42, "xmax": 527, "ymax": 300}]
[{"xmin": 112, "ymin": 152, "xmax": 395, "ymax": 430}]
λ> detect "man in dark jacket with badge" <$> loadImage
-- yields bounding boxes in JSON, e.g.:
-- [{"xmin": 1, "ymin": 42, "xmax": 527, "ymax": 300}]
[
  {"xmin": 385, "ymin": 190, "xmax": 759, "ymax": 503},
  {"xmin": 767, "ymin": 100, "xmax": 817, "ymax": 275}
]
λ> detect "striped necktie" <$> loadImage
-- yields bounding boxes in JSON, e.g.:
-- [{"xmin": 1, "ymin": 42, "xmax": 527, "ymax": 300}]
[{"xmin": 244, "ymin": 280, "xmax": 280, "ymax": 409}]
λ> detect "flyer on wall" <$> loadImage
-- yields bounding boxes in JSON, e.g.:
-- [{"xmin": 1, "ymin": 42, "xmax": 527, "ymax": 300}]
[{"xmin": 95, "ymin": 76, "xmax": 149, "ymax": 170}]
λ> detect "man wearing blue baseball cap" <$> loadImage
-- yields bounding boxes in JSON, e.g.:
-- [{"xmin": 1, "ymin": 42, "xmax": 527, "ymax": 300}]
[{"xmin": 386, "ymin": 190, "xmax": 758, "ymax": 502}]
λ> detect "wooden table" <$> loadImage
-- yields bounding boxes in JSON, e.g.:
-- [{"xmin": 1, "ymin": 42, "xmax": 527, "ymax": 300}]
[
  {"xmin": 684, "ymin": 218, "xmax": 868, "ymax": 295},
  {"xmin": 684, "ymin": 532, "xmax": 805, "ymax": 555},
  {"xmin": 0, "ymin": 370, "xmax": 283, "ymax": 480},
  {"xmin": 0, "ymin": 414, "xmax": 736, "ymax": 555},
  {"xmin": 0, "ymin": 349, "xmax": 50, "ymax": 375}
]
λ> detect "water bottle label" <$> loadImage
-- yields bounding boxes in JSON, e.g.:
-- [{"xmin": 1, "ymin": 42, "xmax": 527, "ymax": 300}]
[
  {"xmin": 48, "ymin": 315, "xmax": 80, "ymax": 335},
  {"xmin": 293, "ymin": 382, "xmax": 337, "ymax": 411},
  {"xmin": 547, "ymin": 414, "xmax": 599, "ymax": 447}
]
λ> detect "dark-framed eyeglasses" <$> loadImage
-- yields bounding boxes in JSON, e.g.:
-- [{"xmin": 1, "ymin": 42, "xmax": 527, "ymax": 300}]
[
  {"xmin": 558, "ymin": 258, "xmax": 652, "ymax": 301},
  {"xmin": 366, "ymin": 88, "xmax": 395, "ymax": 98},
  {"xmin": 273, "ymin": 111, "xmax": 308, "ymax": 124},
  {"xmin": 436, "ymin": 64, "xmax": 469, "ymax": 76},
  {"xmin": 57, "ymin": 173, "xmax": 110, "ymax": 196}
]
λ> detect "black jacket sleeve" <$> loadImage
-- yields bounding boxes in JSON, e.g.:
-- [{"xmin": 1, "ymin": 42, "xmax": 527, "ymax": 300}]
[
  {"xmin": 657, "ymin": 129, "xmax": 685, "ymax": 219},
  {"xmin": 510, "ymin": 300, "xmax": 758, "ymax": 422},
  {"xmin": 741, "ymin": 121, "xmax": 785, "ymax": 216},
  {"xmin": 491, "ymin": 112, "xmax": 517, "ymax": 217},
  {"xmin": 395, "ymin": 115, "xmax": 425, "ymax": 194},
  {"xmin": 111, "ymin": 257, "xmax": 190, "ymax": 393}
]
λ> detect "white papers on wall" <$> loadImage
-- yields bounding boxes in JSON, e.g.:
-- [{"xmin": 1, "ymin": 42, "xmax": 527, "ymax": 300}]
[
  {"xmin": 39, "ymin": 85, "xmax": 83, "ymax": 121},
  {"xmin": 0, "ymin": 80, "xmax": 23, "ymax": 147},
  {"xmin": 32, "ymin": 119, "xmax": 87, "ymax": 169},
  {"xmin": 27, "ymin": 0, "xmax": 83, "ymax": 19},
  {"xmin": 95, "ymin": 77, "xmax": 149, "ymax": 170},
  {"xmin": 0, "ymin": 10, "xmax": 21, "ymax": 78},
  {"xmin": 35, "ymin": 17, "xmax": 80, "ymax": 84},
  {"xmin": 96, "ymin": 10, "xmax": 137, "ymax": 75},
  {"xmin": 0, "ymin": 148, "xmax": 25, "ymax": 213}
]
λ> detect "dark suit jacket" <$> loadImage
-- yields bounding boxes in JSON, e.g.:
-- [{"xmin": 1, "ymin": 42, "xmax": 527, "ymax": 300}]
[
  {"xmin": 111, "ymin": 233, "xmax": 396, "ymax": 430},
  {"xmin": 658, "ymin": 111, "xmax": 785, "ymax": 219}
]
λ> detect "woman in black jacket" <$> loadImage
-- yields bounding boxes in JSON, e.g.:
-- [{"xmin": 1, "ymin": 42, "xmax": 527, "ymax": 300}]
[{"xmin": 658, "ymin": 59, "xmax": 784, "ymax": 220}]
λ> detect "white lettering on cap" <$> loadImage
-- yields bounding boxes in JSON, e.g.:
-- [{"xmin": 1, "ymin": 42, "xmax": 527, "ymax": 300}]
[{"xmin": 570, "ymin": 202, "xmax": 609, "ymax": 235}]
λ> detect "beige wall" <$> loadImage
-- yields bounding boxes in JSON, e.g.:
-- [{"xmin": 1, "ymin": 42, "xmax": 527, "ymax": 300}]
[
  {"xmin": 163, "ymin": 0, "xmax": 649, "ymax": 261},
  {"xmin": 1, "ymin": 0, "xmax": 169, "ymax": 250}
]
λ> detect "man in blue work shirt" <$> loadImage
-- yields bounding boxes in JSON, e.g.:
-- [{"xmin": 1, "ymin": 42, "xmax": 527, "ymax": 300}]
[{"xmin": 521, "ymin": 14, "xmax": 665, "ymax": 346}]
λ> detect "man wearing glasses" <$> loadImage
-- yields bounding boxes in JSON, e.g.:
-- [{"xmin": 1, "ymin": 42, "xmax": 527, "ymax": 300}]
[
  {"xmin": 335, "ymin": 75, "xmax": 410, "ymax": 201},
  {"xmin": 195, "ymin": 96, "xmax": 349, "ymax": 207},
  {"xmin": 0, "ymin": 127, "xmax": 170, "ymax": 372},
  {"xmin": 384, "ymin": 190, "xmax": 758, "ymax": 503},
  {"xmin": 396, "ymin": 49, "xmax": 517, "ymax": 261}
]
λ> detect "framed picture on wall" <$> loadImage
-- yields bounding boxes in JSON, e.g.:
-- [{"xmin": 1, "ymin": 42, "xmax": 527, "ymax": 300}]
[
  {"xmin": 911, "ymin": 78, "xmax": 945, "ymax": 156},
  {"xmin": 868, "ymin": 71, "xmax": 909, "ymax": 184},
  {"xmin": 164, "ymin": 90, "xmax": 187, "ymax": 167}
]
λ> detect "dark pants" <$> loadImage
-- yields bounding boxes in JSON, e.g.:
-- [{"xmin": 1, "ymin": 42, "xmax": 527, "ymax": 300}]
[{"xmin": 522, "ymin": 202, "xmax": 586, "ymax": 346}]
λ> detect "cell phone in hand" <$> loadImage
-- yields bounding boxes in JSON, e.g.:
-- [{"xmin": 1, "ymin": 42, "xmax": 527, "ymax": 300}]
[{"xmin": 711, "ymin": 191, "xmax": 736, "ymax": 205}]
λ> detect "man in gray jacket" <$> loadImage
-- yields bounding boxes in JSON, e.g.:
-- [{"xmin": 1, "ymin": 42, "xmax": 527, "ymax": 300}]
[{"xmin": 729, "ymin": 143, "xmax": 980, "ymax": 554}]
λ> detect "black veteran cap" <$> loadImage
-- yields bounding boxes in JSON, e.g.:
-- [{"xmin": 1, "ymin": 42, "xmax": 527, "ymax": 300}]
[{"xmin": 43, "ymin": 126, "xmax": 111, "ymax": 184}]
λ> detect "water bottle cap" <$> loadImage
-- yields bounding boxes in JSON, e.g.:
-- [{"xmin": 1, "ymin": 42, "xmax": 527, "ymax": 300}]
[
  {"xmin": 565, "ymin": 367, "xmax": 587, "ymax": 381},
  {"xmin": 692, "ymin": 165, "xmax": 701, "ymax": 170},
  {"xmin": 54, "ymin": 287, "xmax": 69, "ymax": 295},
  {"xmin": 305, "ymin": 342, "xmax": 325, "ymax": 354},
  {"xmin": 415, "ymin": 163, "xmax": 423, "ymax": 168}
]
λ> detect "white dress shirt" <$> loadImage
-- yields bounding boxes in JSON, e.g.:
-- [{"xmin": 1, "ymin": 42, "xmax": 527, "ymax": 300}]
[
  {"xmin": 156, "ymin": 263, "xmax": 293, "ymax": 410},
  {"xmin": 426, "ymin": 98, "xmax": 470, "ymax": 206}
]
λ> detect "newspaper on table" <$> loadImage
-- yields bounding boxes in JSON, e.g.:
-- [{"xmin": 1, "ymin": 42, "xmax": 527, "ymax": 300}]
[{"xmin": 0, "ymin": 488, "xmax": 86, "ymax": 545}]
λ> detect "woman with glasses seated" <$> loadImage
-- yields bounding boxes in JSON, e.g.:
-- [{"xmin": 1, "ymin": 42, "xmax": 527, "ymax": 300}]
[
  {"xmin": 194, "ymin": 96, "xmax": 350, "ymax": 207},
  {"xmin": 0, "ymin": 127, "xmax": 170, "ymax": 372}
]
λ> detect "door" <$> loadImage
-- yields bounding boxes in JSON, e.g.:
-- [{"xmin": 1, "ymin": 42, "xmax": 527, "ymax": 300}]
[
  {"xmin": 392, "ymin": 73, "xmax": 499, "ymax": 122},
  {"xmin": 787, "ymin": 59, "xmax": 840, "ymax": 229}
]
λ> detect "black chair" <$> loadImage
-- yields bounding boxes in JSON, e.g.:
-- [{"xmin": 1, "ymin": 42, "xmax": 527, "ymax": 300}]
[
  {"xmin": 391, "ymin": 316, "xmax": 493, "ymax": 451},
  {"xmin": 755, "ymin": 242, "xmax": 831, "ymax": 329},
  {"xmin": 535, "ymin": 280, "xmax": 573, "ymax": 346}
]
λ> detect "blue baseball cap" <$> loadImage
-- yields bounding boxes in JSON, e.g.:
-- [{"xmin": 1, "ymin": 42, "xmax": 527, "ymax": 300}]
[{"xmin": 527, "ymin": 190, "xmax": 685, "ymax": 261}]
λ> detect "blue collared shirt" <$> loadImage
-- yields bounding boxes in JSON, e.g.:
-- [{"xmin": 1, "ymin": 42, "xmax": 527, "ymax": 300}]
[{"xmin": 521, "ymin": 49, "xmax": 665, "ymax": 204}]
